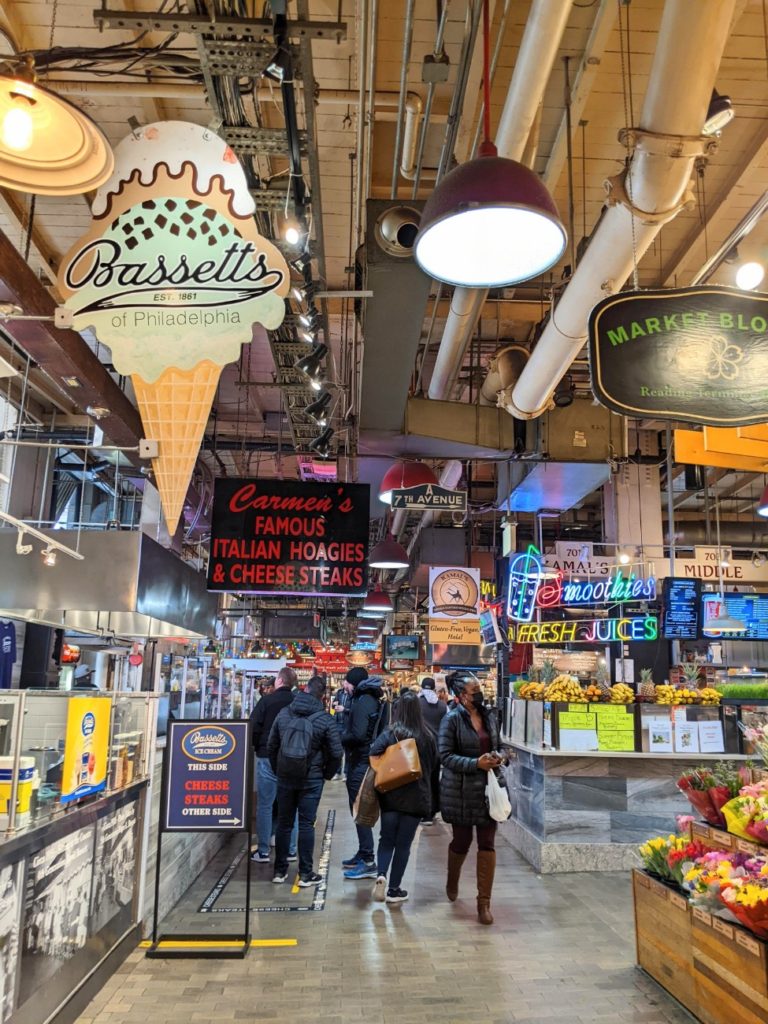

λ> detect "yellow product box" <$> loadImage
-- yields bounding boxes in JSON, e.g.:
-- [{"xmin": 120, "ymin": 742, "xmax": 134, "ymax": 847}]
[{"xmin": 0, "ymin": 755, "xmax": 35, "ymax": 814}]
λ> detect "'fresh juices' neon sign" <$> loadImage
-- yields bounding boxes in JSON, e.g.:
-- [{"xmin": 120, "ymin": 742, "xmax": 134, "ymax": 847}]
[
  {"xmin": 507, "ymin": 544, "xmax": 656, "ymax": 623},
  {"xmin": 512, "ymin": 616, "xmax": 658, "ymax": 644}
]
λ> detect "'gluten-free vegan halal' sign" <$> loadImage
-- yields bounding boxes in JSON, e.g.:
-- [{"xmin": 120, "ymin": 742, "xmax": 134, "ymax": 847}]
[
  {"xmin": 207, "ymin": 479, "xmax": 370, "ymax": 596},
  {"xmin": 589, "ymin": 287, "xmax": 768, "ymax": 426}
]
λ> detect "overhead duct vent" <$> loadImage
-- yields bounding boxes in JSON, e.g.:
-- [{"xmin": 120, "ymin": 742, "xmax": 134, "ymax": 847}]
[{"xmin": 357, "ymin": 199, "xmax": 431, "ymax": 435}]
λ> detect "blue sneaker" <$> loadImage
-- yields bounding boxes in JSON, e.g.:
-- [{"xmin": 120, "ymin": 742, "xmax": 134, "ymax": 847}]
[
  {"xmin": 344, "ymin": 861, "xmax": 377, "ymax": 880},
  {"xmin": 342, "ymin": 853, "xmax": 364, "ymax": 868}
]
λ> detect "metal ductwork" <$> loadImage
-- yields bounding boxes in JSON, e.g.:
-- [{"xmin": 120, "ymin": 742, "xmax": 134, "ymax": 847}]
[
  {"xmin": 495, "ymin": 0, "xmax": 739, "ymax": 419},
  {"xmin": 427, "ymin": 0, "xmax": 574, "ymax": 403},
  {"xmin": 357, "ymin": 199, "xmax": 430, "ymax": 435},
  {"xmin": 666, "ymin": 523, "xmax": 768, "ymax": 548},
  {"xmin": 480, "ymin": 345, "xmax": 529, "ymax": 406}
]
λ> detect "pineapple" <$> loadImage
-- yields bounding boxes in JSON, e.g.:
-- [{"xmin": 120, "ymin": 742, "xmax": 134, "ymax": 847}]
[
  {"xmin": 639, "ymin": 667, "xmax": 655, "ymax": 701},
  {"xmin": 681, "ymin": 662, "xmax": 701, "ymax": 690},
  {"xmin": 540, "ymin": 658, "xmax": 557, "ymax": 686},
  {"xmin": 595, "ymin": 660, "xmax": 612, "ymax": 700}
]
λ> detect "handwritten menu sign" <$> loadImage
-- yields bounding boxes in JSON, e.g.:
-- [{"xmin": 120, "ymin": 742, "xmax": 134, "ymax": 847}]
[
  {"xmin": 663, "ymin": 577, "xmax": 701, "ymax": 639},
  {"xmin": 207, "ymin": 479, "xmax": 370, "ymax": 596}
]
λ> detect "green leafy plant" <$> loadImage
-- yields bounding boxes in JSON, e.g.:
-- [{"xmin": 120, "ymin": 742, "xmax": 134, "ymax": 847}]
[{"xmin": 716, "ymin": 683, "xmax": 768, "ymax": 700}]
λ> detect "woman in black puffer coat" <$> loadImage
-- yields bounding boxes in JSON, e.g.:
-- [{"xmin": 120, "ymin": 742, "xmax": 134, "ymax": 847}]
[
  {"xmin": 368, "ymin": 692, "xmax": 437, "ymax": 905},
  {"xmin": 438, "ymin": 675, "xmax": 504, "ymax": 925}
]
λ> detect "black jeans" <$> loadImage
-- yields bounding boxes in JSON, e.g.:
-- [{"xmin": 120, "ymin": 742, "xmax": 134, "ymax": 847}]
[
  {"xmin": 345, "ymin": 760, "xmax": 374, "ymax": 861},
  {"xmin": 275, "ymin": 778, "xmax": 324, "ymax": 876},
  {"xmin": 377, "ymin": 811, "xmax": 420, "ymax": 889}
]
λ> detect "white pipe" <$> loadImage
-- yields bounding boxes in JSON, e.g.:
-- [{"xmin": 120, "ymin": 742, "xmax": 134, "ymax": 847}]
[
  {"xmin": 427, "ymin": 0, "xmax": 574, "ymax": 401},
  {"xmin": 504, "ymin": 0, "xmax": 738, "ymax": 419},
  {"xmin": 427, "ymin": 287, "xmax": 486, "ymax": 400},
  {"xmin": 392, "ymin": 459, "xmax": 463, "ymax": 563}
]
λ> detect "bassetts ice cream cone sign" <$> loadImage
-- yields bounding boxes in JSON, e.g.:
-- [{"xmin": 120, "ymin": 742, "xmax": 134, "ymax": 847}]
[{"xmin": 58, "ymin": 121, "xmax": 290, "ymax": 534}]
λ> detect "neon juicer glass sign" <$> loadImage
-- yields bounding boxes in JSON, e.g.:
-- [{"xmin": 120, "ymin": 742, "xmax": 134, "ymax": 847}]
[{"xmin": 507, "ymin": 544, "xmax": 657, "ymax": 623}]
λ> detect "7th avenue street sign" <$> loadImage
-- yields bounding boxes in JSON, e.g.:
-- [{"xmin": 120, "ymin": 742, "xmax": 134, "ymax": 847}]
[{"xmin": 391, "ymin": 484, "xmax": 468, "ymax": 512}]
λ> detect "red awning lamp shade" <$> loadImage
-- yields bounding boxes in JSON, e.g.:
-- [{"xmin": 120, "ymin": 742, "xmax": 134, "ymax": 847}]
[
  {"xmin": 369, "ymin": 533, "xmax": 409, "ymax": 570},
  {"xmin": 758, "ymin": 486, "xmax": 768, "ymax": 518},
  {"xmin": 362, "ymin": 588, "xmax": 393, "ymax": 613},
  {"xmin": 378, "ymin": 460, "xmax": 438, "ymax": 504},
  {"xmin": 413, "ymin": 149, "xmax": 567, "ymax": 288}
]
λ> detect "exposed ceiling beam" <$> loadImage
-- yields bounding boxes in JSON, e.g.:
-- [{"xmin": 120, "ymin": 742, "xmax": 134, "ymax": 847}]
[{"xmin": 660, "ymin": 117, "xmax": 768, "ymax": 286}]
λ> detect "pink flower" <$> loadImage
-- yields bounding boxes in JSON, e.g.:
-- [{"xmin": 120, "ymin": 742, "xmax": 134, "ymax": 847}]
[{"xmin": 676, "ymin": 814, "xmax": 695, "ymax": 830}]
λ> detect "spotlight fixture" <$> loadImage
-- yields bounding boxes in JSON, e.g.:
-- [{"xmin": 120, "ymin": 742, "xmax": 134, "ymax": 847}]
[
  {"xmin": 264, "ymin": 47, "xmax": 291, "ymax": 83},
  {"xmin": 618, "ymin": 550, "xmax": 631, "ymax": 565},
  {"xmin": 305, "ymin": 390, "xmax": 331, "ymax": 426},
  {"xmin": 752, "ymin": 551, "xmax": 767, "ymax": 569},
  {"xmin": 378, "ymin": 460, "xmax": 438, "ymax": 504},
  {"xmin": 285, "ymin": 225, "xmax": 301, "ymax": 245},
  {"xmin": 294, "ymin": 343, "xmax": 327, "ymax": 389},
  {"xmin": 736, "ymin": 261, "xmax": 765, "ymax": 291},
  {"xmin": 0, "ymin": 62, "xmax": 114, "ymax": 195},
  {"xmin": 369, "ymin": 533, "xmax": 410, "ymax": 570},
  {"xmin": 86, "ymin": 404, "xmax": 110, "ymax": 421},
  {"xmin": 362, "ymin": 588, "xmax": 394, "ymax": 613},
  {"xmin": 291, "ymin": 253, "xmax": 312, "ymax": 274},
  {"xmin": 309, "ymin": 426, "xmax": 334, "ymax": 459},
  {"xmin": 42, "ymin": 546, "xmax": 56, "ymax": 567},
  {"xmin": 291, "ymin": 285, "xmax": 305, "ymax": 303},
  {"xmin": 757, "ymin": 486, "xmax": 768, "ymax": 518},
  {"xmin": 553, "ymin": 374, "xmax": 574, "ymax": 408},
  {"xmin": 298, "ymin": 309, "xmax": 319, "ymax": 329},
  {"xmin": 300, "ymin": 329, "xmax": 315, "ymax": 344},
  {"xmin": 703, "ymin": 89, "xmax": 734, "ymax": 137},
  {"xmin": 15, "ymin": 529, "xmax": 31, "ymax": 555}
]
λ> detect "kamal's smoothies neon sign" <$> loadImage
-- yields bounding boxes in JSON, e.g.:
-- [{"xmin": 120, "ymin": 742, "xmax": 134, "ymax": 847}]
[{"xmin": 507, "ymin": 544, "xmax": 656, "ymax": 623}]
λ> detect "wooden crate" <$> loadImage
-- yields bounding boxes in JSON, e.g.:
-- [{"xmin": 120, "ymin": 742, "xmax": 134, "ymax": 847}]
[
  {"xmin": 632, "ymin": 869, "xmax": 697, "ymax": 1013},
  {"xmin": 692, "ymin": 909, "xmax": 768, "ymax": 1024}
]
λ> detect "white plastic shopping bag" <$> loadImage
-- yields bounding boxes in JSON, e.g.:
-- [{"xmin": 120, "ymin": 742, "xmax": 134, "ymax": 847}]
[{"xmin": 486, "ymin": 769, "xmax": 512, "ymax": 822}]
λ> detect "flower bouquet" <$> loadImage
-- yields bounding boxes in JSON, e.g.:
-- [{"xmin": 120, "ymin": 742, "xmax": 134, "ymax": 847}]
[
  {"xmin": 740, "ymin": 721, "xmax": 768, "ymax": 767},
  {"xmin": 682, "ymin": 850, "xmax": 757, "ymax": 917},
  {"xmin": 721, "ymin": 778, "xmax": 768, "ymax": 844},
  {"xmin": 720, "ymin": 875, "xmax": 768, "ymax": 938},
  {"xmin": 677, "ymin": 763, "xmax": 751, "ymax": 828},
  {"xmin": 666, "ymin": 838, "xmax": 711, "ymax": 887},
  {"xmin": 638, "ymin": 834, "xmax": 687, "ymax": 882}
]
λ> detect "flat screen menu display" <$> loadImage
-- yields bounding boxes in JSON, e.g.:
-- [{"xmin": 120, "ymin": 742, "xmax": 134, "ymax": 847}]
[
  {"xmin": 662, "ymin": 578, "xmax": 701, "ymax": 639},
  {"xmin": 701, "ymin": 592, "xmax": 768, "ymax": 639}
]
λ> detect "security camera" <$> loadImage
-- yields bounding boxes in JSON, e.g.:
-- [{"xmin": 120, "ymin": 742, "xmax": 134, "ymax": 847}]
[{"xmin": 375, "ymin": 206, "xmax": 421, "ymax": 258}]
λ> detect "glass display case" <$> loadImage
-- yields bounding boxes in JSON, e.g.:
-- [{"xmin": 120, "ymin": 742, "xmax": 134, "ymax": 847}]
[{"xmin": 0, "ymin": 690, "xmax": 156, "ymax": 839}]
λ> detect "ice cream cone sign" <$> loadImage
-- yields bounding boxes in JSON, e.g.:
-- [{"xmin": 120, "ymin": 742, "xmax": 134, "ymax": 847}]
[{"xmin": 58, "ymin": 122, "xmax": 290, "ymax": 535}]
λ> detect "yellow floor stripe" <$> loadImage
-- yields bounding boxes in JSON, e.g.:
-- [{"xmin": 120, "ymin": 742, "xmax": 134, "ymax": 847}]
[
  {"xmin": 139, "ymin": 939, "xmax": 297, "ymax": 949},
  {"xmin": 291, "ymin": 874, "xmax": 300, "ymax": 894}
]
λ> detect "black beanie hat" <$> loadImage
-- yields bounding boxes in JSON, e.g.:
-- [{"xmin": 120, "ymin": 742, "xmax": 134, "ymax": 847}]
[{"xmin": 346, "ymin": 666, "xmax": 369, "ymax": 687}]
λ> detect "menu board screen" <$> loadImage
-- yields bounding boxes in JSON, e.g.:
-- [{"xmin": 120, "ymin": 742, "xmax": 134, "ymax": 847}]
[
  {"xmin": 662, "ymin": 578, "xmax": 701, "ymax": 639},
  {"xmin": 701, "ymin": 592, "xmax": 768, "ymax": 639}
]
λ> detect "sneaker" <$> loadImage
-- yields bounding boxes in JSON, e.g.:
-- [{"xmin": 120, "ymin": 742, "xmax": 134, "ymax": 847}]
[
  {"xmin": 272, "ymin": 873, "xmax": 288, "ymax": 884},
  {"xmin": 297, "ymin": 872, "xmax": 322, "ymax": 887},
  {"xmin": 287, "ymin": 853, "xmax": 298, "ymax": 863},
  {"xmin": 342, "ymin": 853, "xmax": 363, "ymax": 868},
  {"xmin": 373, "ymin": 875, "xmax": 387, "ymax": 902},
  {"xmin": 420, "ymin": 817, "xmax": 434, "ymax": 826},
  {"xmin": 344, "ymin": 861, "xmax": 377, "ymax": 880},
  {"xmin": 250, "ymin": 851, "xmax": 270, "ymax": 863},
  {"xmin": 386, "ymin": 887, "xmax": 409, "ymax": 904}
]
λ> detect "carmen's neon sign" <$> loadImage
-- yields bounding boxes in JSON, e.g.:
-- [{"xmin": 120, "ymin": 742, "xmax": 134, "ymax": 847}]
[
  {"xmin": 507, "ymin": 545, "xmax": 656, "ymax": 623},
  {"xmin": 512, "ymin": 616, "xmax": 659, "ymax": 645}
]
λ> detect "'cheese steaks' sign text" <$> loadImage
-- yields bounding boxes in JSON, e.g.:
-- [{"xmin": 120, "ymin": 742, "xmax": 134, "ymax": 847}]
[
  {"xmin": 163, "ymin": 720, "xmax": 250, "ymax": 831},
  {"xmin": 589, "ymin": 287, "xmax": 768, "ymax": 426},
  {"xmin": 207, "ymin": 479, "xmax": 370, "ymax": 596}
]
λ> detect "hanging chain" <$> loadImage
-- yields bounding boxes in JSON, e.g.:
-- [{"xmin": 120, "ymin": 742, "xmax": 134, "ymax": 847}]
[
  {"xmin": 618, "ymin": 0, "xmax": 640, "ymax": 290},
  {"xmin": 45, "ymin": 0, "xmax": 61, "ymax": 79}
]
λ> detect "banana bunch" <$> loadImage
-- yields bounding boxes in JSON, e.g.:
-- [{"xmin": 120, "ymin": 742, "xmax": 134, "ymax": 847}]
[
  {"xmin": 674, "ymin": 687, "xmax": 700, "ymax": 705},
  {"xmin": 544, "ymin": 675, "xmax": 586, "ymax": 703},
  {"xmin": 654, "ymin": 684, "xmax": 676, "ymax": 705},
  {"xmin": 698, "ymin": 687, "xmax": 721, "ymax": 706},
  {"xmin": 584, "ymin": 684, "xmax": 604, "ymax": 703},
  {"xmin": 519, "ymin": 682, "xmax": 546, "ymax": 700},
  {"xmin": 609, "ymin": 683, "xmax": 635, "ymax": 704}
]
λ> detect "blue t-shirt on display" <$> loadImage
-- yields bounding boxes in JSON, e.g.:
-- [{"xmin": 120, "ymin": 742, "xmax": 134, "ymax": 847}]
[{"xmin": 0, "ymin": 621, "xmax": 16, "ymax": 689}]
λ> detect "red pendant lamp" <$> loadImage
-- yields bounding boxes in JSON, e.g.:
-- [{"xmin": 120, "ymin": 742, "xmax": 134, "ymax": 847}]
[
  {"xmin": 369, "ymin": 533, "xmax": 410, "ymax": 570},
  {"xmin": 379, "ymin": 460, "xmax": 438, "ymax": 504},
  {"xmin": 414, "ymin": 0, "xmax": 566, "ymax": 288},
  {"xmin": 362, "ymin": 588, "xmax": 393, "ymax": 613}
]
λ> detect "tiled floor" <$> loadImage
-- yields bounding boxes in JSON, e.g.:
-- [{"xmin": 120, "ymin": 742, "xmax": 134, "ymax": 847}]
[{"xmin": 76, "ymin": 785, "xmax": 695, "ymax": 1024}]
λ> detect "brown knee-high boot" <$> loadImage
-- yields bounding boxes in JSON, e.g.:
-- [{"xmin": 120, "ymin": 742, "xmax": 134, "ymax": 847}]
[
  {"xmin": 446, "ymin": 849, "xmax": 467, "ymax": 901},
  {"xmin": 476, "ymin": 850, "xmax": 496, "ymax": 924}
]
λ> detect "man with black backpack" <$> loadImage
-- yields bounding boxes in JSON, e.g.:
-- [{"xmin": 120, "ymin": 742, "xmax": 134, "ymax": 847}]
[
  {"xmin": 340, "ymin": 668, "xmax": 387, "ymax": 880},
  {"xmin": 268, "ymin": 676, "xmax": 342, "ymax": 887}
]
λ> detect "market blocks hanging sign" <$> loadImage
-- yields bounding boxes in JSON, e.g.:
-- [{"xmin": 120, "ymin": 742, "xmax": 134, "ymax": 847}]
[
  {"xmin": 428, "ymin": 566, "xmax": 481, "ymax": 645},
  {"xmin": 506, "ymin": 545, "xmax": 656, "ymax": 623},
  {"xmin": 58, "ymin": 121, "xmax": 290, "ymax": 535},
  {"xmin": 207, "ymin": 479, "xmax": 370, "ymax": 596},
  {"xmin": 589, "ymin": 287, "xmax": 768, "ymax": 426},
  {"xmin": 511, "ymin": 616, "xmax": 659, "ymax": 645}
]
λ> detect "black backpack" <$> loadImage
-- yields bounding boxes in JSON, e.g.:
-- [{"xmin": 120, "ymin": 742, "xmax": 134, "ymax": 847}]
[{"xmin": 277, "ymin": 712, "xmax": 320, "ymax": 782}]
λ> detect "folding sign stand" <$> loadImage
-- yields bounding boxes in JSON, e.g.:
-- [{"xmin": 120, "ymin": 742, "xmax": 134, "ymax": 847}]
[{"xmin": 146, "ymin": 719, "xmax": 253, "ymax": 959}]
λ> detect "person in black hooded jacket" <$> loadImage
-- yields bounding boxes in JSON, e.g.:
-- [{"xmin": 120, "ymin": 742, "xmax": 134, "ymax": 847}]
[
  {"xmin": 341, "ymin": 668, "xmax": 386, "ymax": 877},
  {"xmin": 368, "ymin": 691, "xmax": 436, "ymax": 904},
  {"xmin": 268, "ymin": 676, "xmax": 342, "ymax": 887}
]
